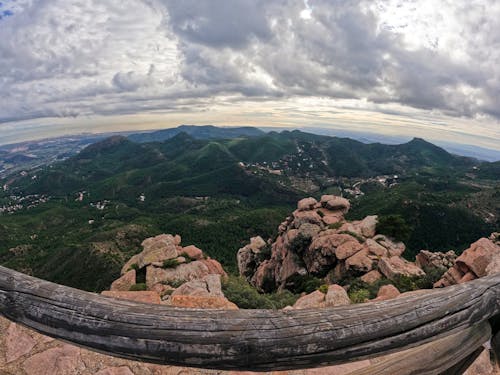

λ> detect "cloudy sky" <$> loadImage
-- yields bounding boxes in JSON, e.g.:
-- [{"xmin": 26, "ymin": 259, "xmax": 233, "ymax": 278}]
[{"xmin": 0, "ymin": 0, "xmax": 499, "ymax": 150}]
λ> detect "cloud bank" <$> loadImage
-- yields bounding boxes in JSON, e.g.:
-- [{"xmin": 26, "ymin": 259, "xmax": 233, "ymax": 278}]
[{"xmin": 0, "ymin": 0, "xmax": 499, "ymax": 147}]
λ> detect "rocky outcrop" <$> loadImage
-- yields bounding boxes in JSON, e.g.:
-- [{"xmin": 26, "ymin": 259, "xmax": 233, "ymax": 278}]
[
  {"xmin": 110, "ymin": 269, "xmax": 136, "ymax": 291},
  {"xmin": 435, "ymin": 236, "xmax": 500, "ymax": 288},
  {"xmin": 242, "ymin": 195, "xmax": 425, "ymax": 292},
  {"xmin": 101, "ymin": 291, "xmax": 161, "ymax": 304},
  {"xmin": 415, "ymin": 250, "xmax": 456, "ymax": 272},
  {"xmin": 292, "ymin": 285, "xmax": 350, "ymax": 309}
]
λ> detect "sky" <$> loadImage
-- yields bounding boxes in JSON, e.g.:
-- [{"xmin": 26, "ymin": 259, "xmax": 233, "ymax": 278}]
[{"xmin": 0, "ymin": 0, "xmax": 499, "ymax": 150}]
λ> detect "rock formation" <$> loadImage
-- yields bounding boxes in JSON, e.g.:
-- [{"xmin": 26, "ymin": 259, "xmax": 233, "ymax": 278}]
[
  {"xmin": 238, "ymin": 195, "xmax": 427, "ymax": 293},
  {"xmin": 434, "ymin": 233, "xmax": 500, "ymax": 287},
  {"xmin": 105, "ymin": 233, "xmax": 234, "ymax": 309}
]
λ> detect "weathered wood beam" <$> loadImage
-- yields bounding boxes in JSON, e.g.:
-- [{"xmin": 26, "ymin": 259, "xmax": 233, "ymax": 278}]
[
  {"xmin": 0, "ymin": 266, "xmax": 500, "ymax": 371},
  {"xmin": 348, "ymin": 322, "xmax": 490, "ymax": 375}
]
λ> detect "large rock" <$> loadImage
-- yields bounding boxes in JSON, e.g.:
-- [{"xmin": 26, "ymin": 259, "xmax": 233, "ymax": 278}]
[
  {"xmin": 361, "ymin": 270, "xmax": 382, "ymax": 284},
  {"xmin": 293, "ymin": 284, "xmax": 350, "ymax": 309},
  {"xmin": 146, "ymin": 260, "xmax": 222, "ymax": 288},
  {"xmin": 172, "ymin": 274, "xmax": 224, "ymax": 297},
  {"xmin": 378, "ymin": 256, "xmax": 425, "ymax": 280},
  {"xmin": 110, "ymin": 269, "xmax": 136, "ymax": 291},
  {"xmin": 372, "ymin": 235, "xmax": 406, "ymax": 256},
  {"xmin": 321, "ymin": 195, "xmax": 350, "ymax": 213},
  {"xmin": 335, "ymin": 240, "xmax": 363, "ymax": 260},
  {"xmin": 324, "ymin": 284, "xmax": 351, "ymax": 307},
  {"xmin": 101, "ymin": 291, "xmax": 161, "ymax": 304},
  {"xmin": 455, "ymin": 237, "xmax": 500, "ymax": 277},
  {"xmin": 345, "ymin": 248, "xmax": 375, "ymax": 273},
  {"xmin": 356, "ymin": 215, "xmax": 378, "ymax": 238},
  {"xmin": 372, "ymin": 284, "xmax": 400, "ymax": 301},
  {"xmin": 252, "ymin": 259, "xmax": 276, "ymax": 292},
  {"xmin": 297, "ymin": 197, "xmax": 318, "ymax": 211},
  {"xmin": 121, "ymin": 234, "xmax": 179, "ymax": 274},
  {"xmin": 181, "ymin": 245, "xmax": 203, "ymax": 260},
  {"xmin": 292, "ymin": 209, "xmax": 323, "ymax": 227}
]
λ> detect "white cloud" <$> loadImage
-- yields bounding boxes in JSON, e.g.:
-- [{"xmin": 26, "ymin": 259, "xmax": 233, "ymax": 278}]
[{"xmin": 0, "ymin": 0, "xmax": 499, "ymax": 148}]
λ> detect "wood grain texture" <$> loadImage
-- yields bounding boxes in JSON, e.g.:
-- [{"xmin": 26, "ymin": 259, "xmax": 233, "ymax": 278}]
[
  {"xmin": 0, "ymin": 266, "xmax": 500, "ymax": 371},
  {"xmin": 348, "ymin": 322, "xmax": 490, "ymax": 375}
]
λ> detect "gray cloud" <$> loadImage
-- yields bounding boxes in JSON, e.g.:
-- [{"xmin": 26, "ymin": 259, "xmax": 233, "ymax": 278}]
[{"xmin": 0, "ymin": 0, "xmax": 499, "ymax": 137}]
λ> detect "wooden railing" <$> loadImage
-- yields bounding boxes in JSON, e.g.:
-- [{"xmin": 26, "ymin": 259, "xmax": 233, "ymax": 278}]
[{"xmin": 0, "ymin": 265, "xmax": 499, "ymax": 373}]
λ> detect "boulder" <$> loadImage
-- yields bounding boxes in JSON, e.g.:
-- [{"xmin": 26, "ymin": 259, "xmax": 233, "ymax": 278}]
[
  {"xmin": 373, "ymin": 235, "xmax": 406, "ymax": 257},
  {"xmin": 297, "ymin": 223, "xmax": 321, "ymax": 239},
  {"xmin": 361, "ymin": 270, "xmax": 382, "ymax": 284},
  {"xmin": 378, "ymin": 256, "xmax": 425, "ymax": 280},
  {"xmin": 121, "ymin": 234, "xmax": 179, "ymax": 274},
  {"xmin": 146, "ymin": 260, "xmax": 220, "ymax": 288},
  {"xmin": 292, "ymin": 209, "xmax": 323, "ymax": 227},
  {"xmin": 345, "ymin": 248, "xmax": 374, "ymax": 273},
  {"xmin": 323, "ymin": 196, "xmax": 350, "ymax": 213},
  {"xmin": 252, "ymin": 260, "xmax": 276, "ymax": 293},
  {"xmin": 357, "ymin": 215, "xmax": 378, "ymax": 238},
  {"xmin": 101, "ymin": 291, "xmax": 161, "ymax": 304},
  {"xmin": 335, "ymin": 240, "xmax": 363, "ymax": 260},
  {"xmin": 486, "ymin": 252, "xmax": 500, "ymax": 276},
  {"xmin": 181, "ymin": 245, "xmax": 203, "ymax": 260},
  {"xmin": 293, "ymin": 290, "xmax": 326, "ymax": 309},
  {"xmin": 373, "ymin": 284, "xmax": 400, "ymax": 301},
  {"xmin": 455, "ymin": 237, "xmax": 500, "ymax": 277},
  {"xmin": 365, "ymin": 239, "xmax": 389, "ymax": 258},
  {"xmin": 297, "ymin": 197, "xmax": 318, "ymax": 211},
  {"xmin": 324, "ymin": 284, "xmax": 351, "ymax": 307},
  {"xmin": 110, "ymin": 269, "xmax": 136, "ymax": 291},
  {"xmin": 172, "ymin": 274, "xmax": 224, "ymax": 298}
]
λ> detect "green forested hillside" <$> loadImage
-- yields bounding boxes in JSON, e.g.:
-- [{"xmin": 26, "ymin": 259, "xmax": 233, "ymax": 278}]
[{"xmin": 0, "ymin": 128, "xmax": 497, "ymax": 291}]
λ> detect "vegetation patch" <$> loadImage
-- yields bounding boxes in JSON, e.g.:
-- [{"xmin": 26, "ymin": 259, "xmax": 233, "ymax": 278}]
[{"xmin": 129, "ymin": 283, "xmax": 147, "ymax": 291}]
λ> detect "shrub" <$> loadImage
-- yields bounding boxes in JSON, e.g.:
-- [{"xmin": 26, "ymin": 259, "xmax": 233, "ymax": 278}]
[
  {"xmin": 376, "ymin": 215, "xmax": 411, "ymax": 242},
  {"xmin": 129, "ymin": 283, "xmax": 147, "ymax": 291},
  {"xmin": 222, "ymin": 276, "xmax": 299, "ymax": 309},
  {"xmin": 161, "ymin": 279, "xmax": 185, "ymax": 288},
  {"xmin": 179, "ymin": 252, "xmax": 194, "ymax": 263},
  {"xmin": 317, "ymin": 210, "xmax": 325, "ymax": 218},
  {"xmin": 162, "ymin": 258, "xmax": 180, "ymax": 268},
  {"xmin": 318, "ymin": 284, "xmax": 329, "ymax": 294},
  {"xmin": 286, "ymin": 274, "xmax": 323, "ymax": 294},
  {"xmin": 349, "ymin": 288, "xmax": 370, "ymax": 303},
  {"xmin": 127, "ymin": 263, "xmax": 139, "ymax": 272},
  {"xmin": 328, "ymin": 222, "xmax": 343, "ymax": 230},
  {"xmin": 288, "ymin": 233, "xmax": 312, "ymax": 254}
]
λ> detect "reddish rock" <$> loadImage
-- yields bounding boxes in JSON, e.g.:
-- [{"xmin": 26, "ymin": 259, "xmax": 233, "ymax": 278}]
[
  {"xmin": 23, "ymin": 344, "xmax": 84, "ymax": 375},
  {"xmin": 456, "ymin": 238, "xmax": 500, "ymax": 277},
  {"xmin": 335, "ymin": 240, "xmax": 363, "ymax": 260},
  {"xmin": 200, "ymin": 258, "xmax": 227, "ymax": 277},
  {"xmin": 361, "ymin": 270, "xmax": 382, "ymax": 284},
  {"xmin": 181, "ymin": 245, "xmax": 203, "ymax": 260},
  {"xmin": 463, "ymin": 347, "xmax": 495, "ymax": 375},
  {"xmin": 365, "ymin": 239, "xmax": 388, "ymax": 257},
  {"xmin": 292, "ymin": 209, "xmax": 323, "ymax": 227},
  {"xmin": 415, "ymin": 250, "xmax": 456, "ymax": 271},
  {"xmin": 95, "ymin": 367, "xmax": 135, "ymax": 375},
  {"xmin": 146, "ymin": 260, "xmax": 225, "ymax": 288},
  {"xmin": 459, "ymin": 271, "xmax": 477, "ymax": 283},
  {"xmin": 170, "ymin": 295, "xmax": 238, "ymax": 309},
  {"xmin": 237, "ymin": 237, "xmax": 266, "ymax": 280},
  {"xmin": 252, "ymin": 259, "xmax": 276, "ymax": 292},
  {"xmin": 173, "ymin": 234, "xmax": 182, "ymax": 246},
  {"xmin": 110, "ymin": 269, "xmax": 136, "ymax": 291},
  {"xmin": 357, "ymin": 215, "xmax": 378, "ymax": 238},
  {"xmin": 297, "ymin": 197, "xmax": 318, "ymax": 211},
  {"xmin": 321, "ymin": 195, "xmax": 350, "ymax": 213},
  {"xmin": 486, "ymin": 252, "xmax": 500, "ymax": 276},
  {"xmin": 322, "ymin": 215, "xmax": 342, "ymax": 225},
  {"xmin": 150, "ymin": 282, "xmax": 175, "ymax": 297},
  {"xmin": 101, "ymin": 291, "xmax": 161, "ymax": 304},
  {"xmin": 5, "ymin": 323, "xmax": 37, "ymax": 363},
  {"xmin": 378, "ymin": 256, "xmax": 425, "ymax": 280},
  {"xmin": 373, "ymin": 284, "xmax": 400, "ymax": 301},
  {"xmin": 293, "ymin": 290, "xmax": 326, "ymax": 309},
  {"xmin": 172, "ymin": 274, "xmax": 224, "ymax": 298},
  {"xmin": 345, "ymin": 248, "xmax": 374, "ymax": 273},
  {"xmin": 373, "ymin": 235, "xmax": 406, "ymax": 256},
  {"xmin": 121, "ymin": 234, "xmax": 179, "ymax": 274},
  {"xmin": 325, "ymin": 284, "xmax": 351, "ymax": 307}
]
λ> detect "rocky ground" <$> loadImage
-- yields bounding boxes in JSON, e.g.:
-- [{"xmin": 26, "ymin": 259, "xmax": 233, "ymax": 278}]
[{"xmin": 1, "ymin": 195, "xmax": 500, "ymax": 374}]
